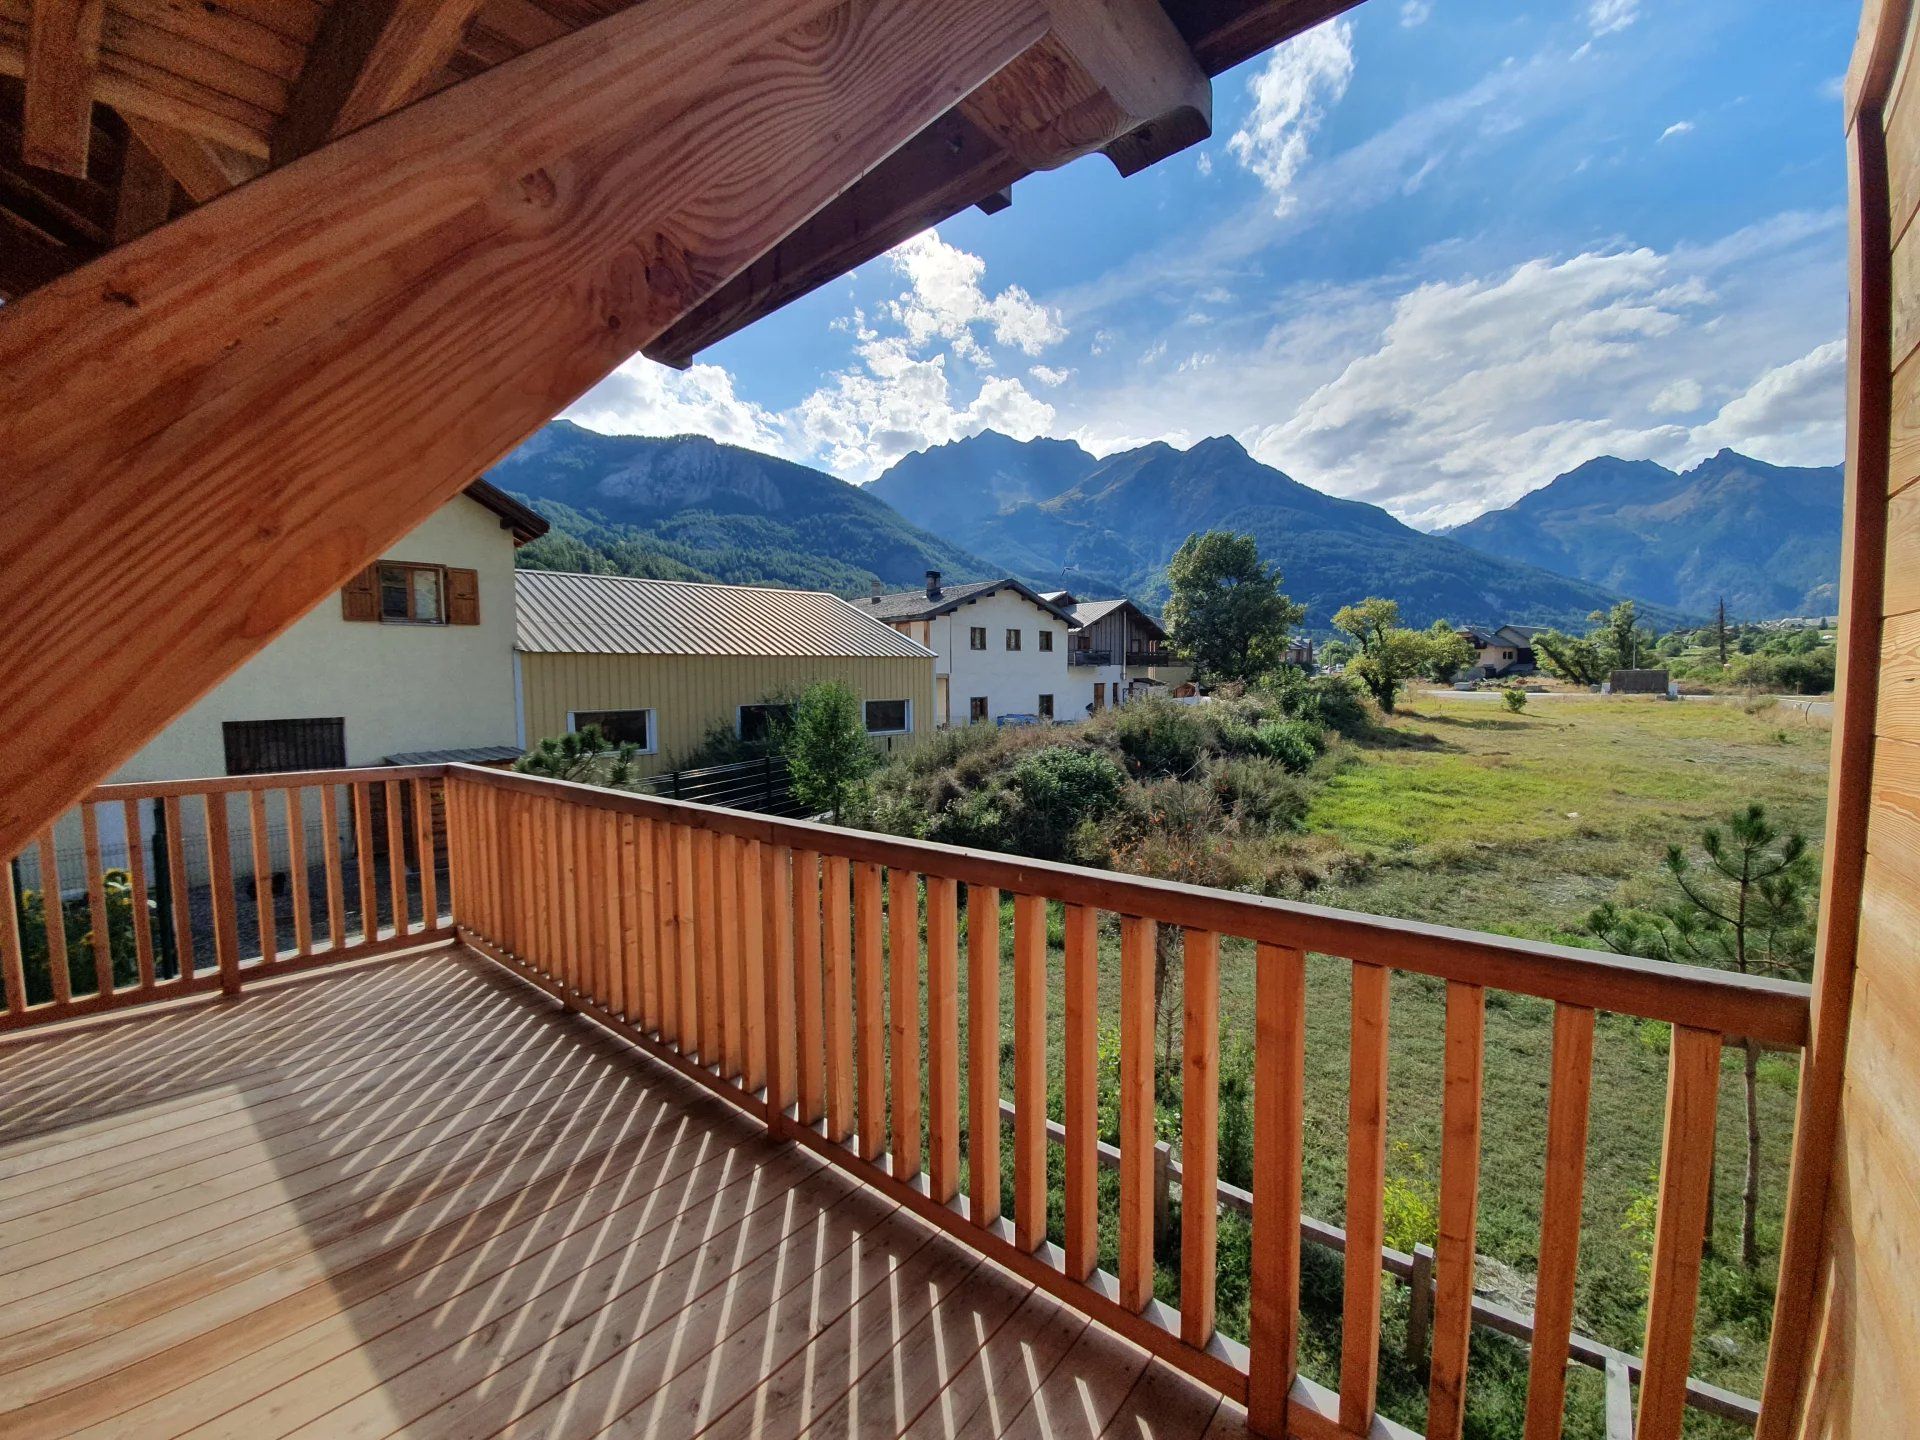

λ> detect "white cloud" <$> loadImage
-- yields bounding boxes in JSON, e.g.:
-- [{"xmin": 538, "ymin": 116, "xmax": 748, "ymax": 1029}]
[
  {"xmin": 1029, "ymin": 364, "xmax": 1071, "ymax": 387},
  {"xmin": 1196, "ymin": 152, "xmax": 1213, "ymax": 176},
  {"xmin": 1659, "ymin": 120, "xmax": 1694, "ymax": 142},
  {"xmin": 1587, "ymin": 0, "xmax": 1639, "ymax": 36},
  {"xmin": 1227, "ymin": 20, "xmax": 1355, "ymax": 215},
  {"xmin": 1651, "ymin": 378, "xmax": 1704, "ymax": 413},
  {"xmin": 887, "ymin": 231, "xmax": 1065, "ymax": 357},
  {"xmin": 1688, "ymin": 341, "xmax": 1845, "ymax": 463},
  {"xmin": 566, "ymin": 359, "xmax": 789, "ymax": 455},
  {"xmin": 1400, "ymin": 1, "xmax": 1432, "ymax": 26}
]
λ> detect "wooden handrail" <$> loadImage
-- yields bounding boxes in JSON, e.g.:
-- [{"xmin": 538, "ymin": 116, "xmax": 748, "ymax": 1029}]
[
  {"xmin": 449, "ymin": 764, "xmax": 1811, "ymax": 1047},
  {"xmin": 81, "ymin": 763, "xmax": 449, "ymax": 803}
]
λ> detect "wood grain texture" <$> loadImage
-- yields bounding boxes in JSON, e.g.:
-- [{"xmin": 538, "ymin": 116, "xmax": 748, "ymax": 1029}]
[
  {"xmin": 1119, "ymin": 914, "xmax": 1157, "ymax": 1311},
  {"xmin": 247, "ymin": 787, "xmax": 277, "ymax": 963},
  {"xmin": 763, "ymin": 843, "xmax": 795, "ymax": 1123},
  {"xmin": 122, "ymin": 113, "xmax": 261, "ymax": 200},
  {"xmin": 167, "ymin": 795, "xmax": 198, "ymax": 972},
  {"xmin": 1248, "ymin": 942, "xmax": 1306, "ymax": 1435},
  {"xmin": 794, "ymin": 848, "xmax": 824, "ymax": 1125},
  {"xmin": 286, "ymin": 786, "xmax": 311, "ymax": 956},
  {"xmin": 968, "ymin": 884, "xmax": 1003, "ymax": 1225},
  {"xmin": 854, "ymin": 859, "xmax": 884, "ymax": 1159},
  {"xmin": 823, "ymin": 852, "xmax": 854, "ymax": 1142},
  {"xmin": 1181, "ymin": 929, "xmax": 1220, "ymax": 1347},
  {"xmin": 22, "ymin": 0, "xmax": 103, "ymax": 174},
  {"xmin": 1523, "ymin": 1004, "xmax": 1597, "ymax": 1440},
  {"xmin": 0, "ymin": 0, "xmax": 1051, "ymax": 858},
  {"xmin": 927, "ymin": 873, "xmax": 961, "ymax": 1204},
  {"xmin": 1, "ymin": 845, "xmax": 25, "ymax": 1015},
  {"xmin": 1638, "ymin": 1026, "xmax": 1723, "ymax": 1440},
  {"xmin": 1013, "ymin": 892, "xmax": 1047, "ymax": 1251},
  {"xmin": 1063, "ymin": 900, "xmax": 1099, "ymax": 1281},
  {"xmin": 33, "ymin": 832, "xmax": 68, "ymax": 1004},
  {"xmin": 888, "ymin": 868, "xmax": 921, "ymax": 1180},
  {"xmin": 119, "ymin": 796, "xmax": 154, "ymax": 987},
  {"xmin": 740, "ymin": 836, "xmax": 766, "ymax": 1091},
  {"xmin": 1426, "ymin": 982, "xmax": 1485, "ymax": 1440},
  {"xmin": 79, "ymin": 802, "xmax": 113, "ymax": 995},
  {"xmin": 1341, "ymin": 962, "xmax": 1391, "ymax": 1434}
]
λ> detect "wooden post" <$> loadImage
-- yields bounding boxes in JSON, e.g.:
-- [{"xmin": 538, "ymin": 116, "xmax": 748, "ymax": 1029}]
[
  {"xmin": 1012, "ymin": 892, "xmax": 1048, "ymax": 1252},
  {"xmin": 1248, "ymin": 942, "xmax": 1307, "ymax": 1437},
  {"xmin": 1063, "ymin": 901, "xmax": 1099, "ymax": 1280},
  {"xmin": 1341, "ymin": 962, "xmax": 1392, "ymax": 1434},
  {"xmin": 968, "ymin": 884, "xmax": 1003, "ymax": 1226},
  {"xmin": 1406, "ymin": 1243, "xmax": 1435, "ymax": 1367},
  {"xmin": 1180, "ymin": 927, "xmax": 1220, "ymax": 1346},
  {"xmin": 889, "ymin": 868, "xmax": 922, "ymax": 1180}
]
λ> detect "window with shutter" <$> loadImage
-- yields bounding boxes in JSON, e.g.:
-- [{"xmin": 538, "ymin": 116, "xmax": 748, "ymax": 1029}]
[
  {"xmin": 447, "ymin": 568, "xmax": 480, "ymax": 625},
  {"xmin": 340, "ymin": 565, "xmax": 379, "ymax": 621}
]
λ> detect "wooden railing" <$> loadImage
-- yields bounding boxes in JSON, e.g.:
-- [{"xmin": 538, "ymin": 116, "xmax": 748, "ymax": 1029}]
[
  {"xmin": 441, "ymin": 764, "xmax": 1811, "ymax": 1440},
  {"xmin": 1, "ymin": 764, "xmax": 451, "ymax": 1030}
]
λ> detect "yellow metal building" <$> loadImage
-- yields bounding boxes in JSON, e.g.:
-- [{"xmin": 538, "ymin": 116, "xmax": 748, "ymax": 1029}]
[{"xmin": 513, "ymin": 572, "xmax": 936, "ymax": 777}]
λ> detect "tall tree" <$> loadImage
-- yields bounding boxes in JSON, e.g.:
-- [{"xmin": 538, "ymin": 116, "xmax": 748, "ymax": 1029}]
[
  {"xmin": 1425, "ymin": 620, "xmax": 1475, "ymax": 684},
  {"xmin": 782, "ymin": 681, "xmax": 878, "ymax": 823},
  {"xmin": 1162, "ymin": 530, "xmax": 1306, "ymax": 683},
  {"xmin": 1332, "ymin": 597, "xmax": 1432, "ymax": 714},
  {"xmin": 1589, "ymin": 805, "xmax": 1815, "ymax": 1268}
]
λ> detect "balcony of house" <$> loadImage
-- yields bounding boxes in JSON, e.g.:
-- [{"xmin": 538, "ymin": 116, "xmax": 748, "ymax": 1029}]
[
  {"xmin": 0, "ymin": 763, "xmax": 1813, "ymax": 1440},
  {"xmin": 1069, "ymin": 648, "xmax": 1114, "ymax": 667}
]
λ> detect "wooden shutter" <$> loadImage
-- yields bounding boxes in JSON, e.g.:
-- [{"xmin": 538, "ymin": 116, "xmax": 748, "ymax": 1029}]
[
  {"xmin": 340, "ymin": 564, "xmax": 378, "ymax": 621},
  {"xmin": 447, "ymin": 568, "xmax": 480, "ymax": 625}
]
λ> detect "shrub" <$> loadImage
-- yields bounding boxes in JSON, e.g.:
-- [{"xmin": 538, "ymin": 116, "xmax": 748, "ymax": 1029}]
[
  {"xmin": 1115, "ymin": 699, "xmax": 1207, "ymax": 777},
  {"xmin": 1000, "ymin": 746, "xmax": 1127, "ymax": 859},
  {"xmin": 1252, "ymin": 719, "xmax": 1325, "ymax": 773},
  {"xmin": 1206, "ymin": 757, "xmax": 1311, "ymax": 830},
  {"xmin": 1282, "ymin": 675, "xmax": 1372, "ymax": 738},
  {"xmin": 1502, "ymin": 687, "xmax": 1528, "ymax": 714}
]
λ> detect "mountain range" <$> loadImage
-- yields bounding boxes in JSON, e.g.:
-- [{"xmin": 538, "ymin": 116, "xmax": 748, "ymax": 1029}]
[
  {"xmin": 866, "ymin": 430, "xmax": 1684, "ymax": 630},
  {"xmin": 1443, "ymin": 450, "xmax": 1843, "ymax": 618}
]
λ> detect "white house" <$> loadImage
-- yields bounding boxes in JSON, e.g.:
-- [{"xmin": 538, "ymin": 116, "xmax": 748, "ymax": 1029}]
[{"xmin": 861, "ymin": 573, "xmax": 1084, "ymax": 725}]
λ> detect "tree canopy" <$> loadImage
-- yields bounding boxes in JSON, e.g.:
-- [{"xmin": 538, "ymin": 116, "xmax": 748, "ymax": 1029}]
[
  {"xmin": 1331, "ymin": 597, "xmax": 1436, "ymax": 714},
  {"xmin": 782, "ymin": 681, "xmax": 878, "ymax": 822},
  {"xmin": 1162, "ymin": 531, "xmax": 1306, "ymax": 683}
]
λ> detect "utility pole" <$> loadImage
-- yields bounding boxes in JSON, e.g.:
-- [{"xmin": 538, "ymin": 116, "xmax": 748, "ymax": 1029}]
[{"xmin": 1716, "ymin": 597, "xmax": 1729, "ymax": 667}]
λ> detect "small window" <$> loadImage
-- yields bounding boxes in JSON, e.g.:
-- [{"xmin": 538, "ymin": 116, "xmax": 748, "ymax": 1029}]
[
  {"xmin": 570, "ymin": 708, "xmax": 655, "ymax": 752},
  {"xmin": 378, "ymin": 563, "xmax": 445, "ymax": 624},
  {"xmin": 1038, "ymin": 694, "xmax": 1054, "ymax": 720},
  {"xmin": 1129, "ymin": 636, "xmax": 1143, "ymax": 653},
  {"xmin": 1038, "ymin": 631, "xmax": 1053, "ymax": 652},
  {"xmin": 969, "ymin": 697, "xmax": 989, "ymax": 723},
  {"xmin": 865, "ymin": 699, "xmax": 909, "ymax": 734},
  {"xmin": 223, "ymin": 718, "xmax": 346, "ymax": 777},
  {"xmin": 1005, "ymin": 628, "xmax": 1022, "ymax": 651},
  {"xmin": 738, "ymin": 703, "xmax": 793, "ymax": 743},
  {"xmin": 969, "ymin": 627, "xmax": 987, "ymax": 650}
]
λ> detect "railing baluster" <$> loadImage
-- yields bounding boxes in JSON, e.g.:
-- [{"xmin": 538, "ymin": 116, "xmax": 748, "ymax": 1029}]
[
  {"xmin": 353, "ymin": 783, "xmax": 378, "ymax": 946},
  {"xmin": 577, "ymin": 804, "xmax": 599, "ymax": 999},
  {"xmin": 1181, "ymin": 928, "xmax": 1220, "ymax": 1346},
  {"xmin": 1342, "ymin": 961, "xmax": 1392, "ymax": 1434},
  {"xmin": 1249, "ymin": 942, "xmax": 1307, "ymax": 1436},
  {"xmin": 696, "ymin": 826, "xmax": 722, "ymax": 1063},
  {"xmin": 1, "ymin": 857, "xmax": 25, "ymax": 1015},
  {"xmin": 764, "ymin": 843, "xmax": 795, "ymax": 1119},
  {"xmin": 247, "ymin": 789, "xmax": 276, "ymax": 965},
  {"xmin": 889, "ymin": 868, "xmax": 922, "ymax": 1180},
  {"xmin": 598, "ymin": 809, "xmax": 620, "ymax": 1011},
  {"xmin": 120, "ymin": 798, "xmax": 155, "ymax": 990},
  {"xmin": 1427, "ymin": 980, "xmax": 1487, "ymax": 1440},
  {"xmin": 617, "ymin": 813, "xmax": 640, "ymax": 1022},
  {"xmin": 163, "ymin": 796, "xmax": 195, "ymax": 977},
  {"xmin": 80, "ymin": 803, "xmax": 114, "ymax": 995},
  {"xmin": 1120, "ymin": 914, "xmax": 1157, "ymax": 1311},
  {"xmin": 854, "ymin": 859, "xmax": 885, "ymax": 1161},
  {"xmin": 1523, "ymin": 1003, "xmax": 1597, "ymax": 1440},
  {"xmin": 635, "ymin": 816, "xmax": 659, "ymax": 1030},
  {"xmin": 720, "ymin": 833, "xmax": 746, "ymax": 1076},
  {"xmin": 793, "ymin": 847, "xmax": 823, "ymax": 1122},
  {"xmin": 968, "ymin": 884, "xmax": 1002, "ymax": 1227},
  {"xmin": 1013, "ymin": 893, "xmax": 1047, "ymax": 1252},
  {"xmin": 318, "ymin": 785, "xmax": 344, "ymax": 953},
  {"xmin": 1064, "ymin": 900, "xmax": 1098, "ymax": 1280},
  {"xmin": 559, "ymin": 799, "xmax": 582, "ymax": 993},
  {"xmin": 386, "ymin": 779, "xmax": 408, "ymax": 937},
  {"xmin": 205, "ymin": 796, "xmax": 241, "ymax": 993},
  {"xmin": 927, "ymin": 875, "xmax": 961, "ymax": 1204},
  {"xmin": 823, "ymin": 853, "xmax": 854, "ymax": 1139},
  {"xmin": 674, "ymin": 823, "xmax": 697, "ymax": 1042},
  {"xmin": 1637, "ymin": 1026, "xmax": 1723, "ymax": 1440},
  {"xmin": 416, "ymin": 777, "xmax": 439, "ymax": 930},
  {"xmin": 740, "ymin": 837, "xmax": 766, "ymax": 1091},
  {"xmin": 286, "ymin": 787, "xmax": 311, "ymax": 957},
  {"xmin": 654, "ymin": 819, "xmax": 678, "ymax": 1042},
  {"xmin": 35, "ymin": 831, "xmax": 69, "ymax": 1004}
]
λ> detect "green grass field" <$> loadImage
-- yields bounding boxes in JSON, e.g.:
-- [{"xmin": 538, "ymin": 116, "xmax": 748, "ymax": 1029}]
[{"xmin": 934, "ymin": 695, "xmax": 1829, "ymax": 1440}]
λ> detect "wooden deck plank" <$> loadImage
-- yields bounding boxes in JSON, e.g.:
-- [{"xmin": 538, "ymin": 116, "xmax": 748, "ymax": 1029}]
[{"xmin": 0, "ymin": 946, "xmax": 1201, "ymax": 1440}]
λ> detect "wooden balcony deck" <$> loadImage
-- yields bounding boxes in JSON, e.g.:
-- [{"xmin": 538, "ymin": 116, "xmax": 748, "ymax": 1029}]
[{"xmin": 0, "ymin": 946, "xmax": 1261, "ymax": 1440}]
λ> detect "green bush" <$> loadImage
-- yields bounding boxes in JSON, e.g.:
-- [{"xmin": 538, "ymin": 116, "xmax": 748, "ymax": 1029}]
[
  {"xmin": 1000, "ymin": 747, "xmax": 1127, "ymax": 859},
  {"xmin": 1115, "ymin": 699, "xmax": 1208, "ymax": 777},
  {"xmin": 1502, "ymin": 687, "xmax": 1528, "ymax": 714},
  {"xmin": 1252, "ymin": 719, "xmax": 1325, "ymax": 773},
  {"xmin": 1282, "ymin": 675, "xmax": 1372, "ymax": 738},
  {"xmin": 1206, "ymin": 757, "xmax": 1311, "ymax": 830}
]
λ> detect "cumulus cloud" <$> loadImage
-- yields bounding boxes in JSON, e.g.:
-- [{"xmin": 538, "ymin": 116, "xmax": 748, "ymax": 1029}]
[
  {"xmin": 1029, "ymin": 364, "xmax": 1071, "ymax": 387},
  {"xmin": 1688, "ymin": 341, "xmax": 1845, "ymax": 462},
  {"xmin": 1659, "ymin": 120, "xmax": 1694, "ymax": 142},
  {"xmin": 566, "ymin": 359, "xmax": 789, "ymax": 455},
  {"xmin": 1651, "ymin": 378, "xmax": 1704, "ymax": 414},
  {"xmin": 886, "ymin": 231, "xmax": 1065, "ymax": 357},
  {"xmin": 1227, "ymin": 20, "xmax": 1355, "ymax": 214},
  {"xmin": 1588, "ymin": 0, "xmax": 1639, "ymax": 35},
  {"xmin": 1400, "ymin": 1, "xmax": 1432, "ymax": 25}
]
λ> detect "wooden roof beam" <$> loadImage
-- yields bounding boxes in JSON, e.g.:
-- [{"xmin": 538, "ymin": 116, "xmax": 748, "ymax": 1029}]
[
  {"xmin": 21, "ymin": 0, "xmax": 103, "ymax": 176},
  {"xmin": 273, "ymin": 0, "xmax": 489, "ymax": 164},
  {"xmin": 648, "ymin": 0, "xmax": 1361, "ymax": 367},
  {"xmin": 122, "ymin": 115, "xmax": 262, "ymax": 202},
  {"xmin": 0, "ymin": 0, "xmax": 1055, "ymax": 857}
]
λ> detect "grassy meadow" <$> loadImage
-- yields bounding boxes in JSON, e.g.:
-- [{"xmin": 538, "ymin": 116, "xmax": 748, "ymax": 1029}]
[{"xmin": 890, "ymin": 694, "xmax": 1829, "ymax": 1440}]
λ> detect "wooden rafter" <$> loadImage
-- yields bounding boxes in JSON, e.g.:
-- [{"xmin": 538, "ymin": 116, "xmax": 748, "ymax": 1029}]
[
  {"xmin": 0, "ymin": 0, "xmax": 1068, "ymax": 857},
  {"xmin": 21, "ymin": 0, "xmax": 103, "ymax": 176},
  {"xmin": 122, "ymin": 113, "xmax": 261, "ymax": 201},
  {"xmin": 274, "ymin": 0, "xmax": 488, "ymax": 164},
  {"xmin": 110, "ymin": 126, "xmax": 167, "ymax": 241}
]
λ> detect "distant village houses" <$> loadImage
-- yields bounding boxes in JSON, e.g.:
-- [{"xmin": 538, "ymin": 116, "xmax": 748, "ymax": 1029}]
[
  {"xmin": 1041, "ymin": 591, "xmax": 1195, "ymax": 708},
  {"xmin": 1457, "ymin": 623, "xmax": 1544, "ymax": 679}
]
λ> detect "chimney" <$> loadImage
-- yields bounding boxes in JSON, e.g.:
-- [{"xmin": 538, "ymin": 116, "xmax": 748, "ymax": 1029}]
[
  {"xmin": 870, "ymin": 579, "xmax": 883, "ymax": 604},
  {"xmin": 925, "ymin": 569, "xmax": 941, "ymax": 599}
]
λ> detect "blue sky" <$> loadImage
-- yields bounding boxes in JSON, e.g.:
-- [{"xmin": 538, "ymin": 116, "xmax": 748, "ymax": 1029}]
[{"xmin": 566, "ymin": 0, "xmax": 1854, "ymax": 530}]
